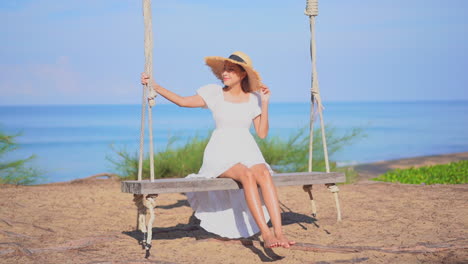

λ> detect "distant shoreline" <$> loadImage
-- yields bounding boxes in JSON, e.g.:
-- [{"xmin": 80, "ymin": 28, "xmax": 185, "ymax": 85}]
[{"xmin": 352, "ymin": 151, "xmax": 468, "ymax": 181}]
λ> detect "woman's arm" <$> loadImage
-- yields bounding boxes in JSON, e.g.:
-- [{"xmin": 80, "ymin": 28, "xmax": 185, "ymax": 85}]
[
  {"xmin": 141, "ymin": 73, "xmax": 206, "ymax": 108},
  {"xmin": 253, "ymin": 85, "xmax": 271, "ymax": 139}
]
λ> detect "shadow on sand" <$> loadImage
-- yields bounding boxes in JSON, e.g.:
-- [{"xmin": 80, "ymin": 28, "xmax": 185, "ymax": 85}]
[{"xmin": 123, "ymin": 203, "xmax": 320, "ymax": 262}]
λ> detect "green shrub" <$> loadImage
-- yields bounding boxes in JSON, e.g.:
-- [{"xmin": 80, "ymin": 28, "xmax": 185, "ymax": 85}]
[
  {"xmin": 256, "ymin": 126, "xmax": 363, "ymax": 173},
  {"xmin": 110, "ymin": 126, "xmax": 363, "ymax": 181},
  {"xmin": 372, "ymin": 160, "xmax": 468, "ymax": 184},
  {"xmin": 0, "ymin": 131, "xmax": 43, "ymax": 185},
  {"xmin": 109, "ymin": 135, "xmax": 209, "ymax": 180}
]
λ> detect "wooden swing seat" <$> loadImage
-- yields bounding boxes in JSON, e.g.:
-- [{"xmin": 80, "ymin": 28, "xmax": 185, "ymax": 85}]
[{"xmin": 121, "ymin": 171, "xmax": 345, "ymax": 194}]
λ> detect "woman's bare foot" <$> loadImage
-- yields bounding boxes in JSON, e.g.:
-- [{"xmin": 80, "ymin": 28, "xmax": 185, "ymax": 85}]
[
  {"xmin": 276, "ymin": 234, "xmax": 295, "ymax": 249},
  {"xmin": 262, "ymin": 232, "xmax": 279, "ymax": 248}
]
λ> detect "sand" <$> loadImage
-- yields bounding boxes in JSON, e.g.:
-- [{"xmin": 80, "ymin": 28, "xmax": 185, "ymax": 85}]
[{"xmin": 0, "ymin": 152, "xmax": 467, "ymax": 264}]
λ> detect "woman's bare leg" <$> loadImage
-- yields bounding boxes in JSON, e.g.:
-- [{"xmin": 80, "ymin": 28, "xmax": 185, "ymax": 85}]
[
  {"xmin": 250, "ymin": 164, "xmax": 296, "ymax": 248},
  {"xmin": 220, "ymin": 163, "xmax": 279, "ymax": 248}
]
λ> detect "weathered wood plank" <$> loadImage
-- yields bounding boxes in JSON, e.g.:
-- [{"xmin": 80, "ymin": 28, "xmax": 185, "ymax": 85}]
[{"xmin": 121, "ymin": 172, "xmax": 345, "ymax": 194}]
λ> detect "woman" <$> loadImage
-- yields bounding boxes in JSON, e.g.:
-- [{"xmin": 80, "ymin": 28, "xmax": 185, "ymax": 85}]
[{"xmin": 141, "ymin": 51, "xmax": 295, "ymax": 248}]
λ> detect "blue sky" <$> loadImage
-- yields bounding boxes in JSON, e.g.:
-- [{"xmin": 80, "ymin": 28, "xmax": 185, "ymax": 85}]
[{"xmin": 1, "ymin": 0, "xmax": 467, "ymax": 105}]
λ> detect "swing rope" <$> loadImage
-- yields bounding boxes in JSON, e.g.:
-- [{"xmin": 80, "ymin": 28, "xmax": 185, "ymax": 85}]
[
  {"xmin": 305, "ymin": 0, "xmax": 342, "ymax": 221},
  {"xmin": 138, "ymin": 0, "xmax": 157, "ymax": 182},
  {"xmin": 135, "ymin": 0, "xmax": 159, "ymax": 255}
]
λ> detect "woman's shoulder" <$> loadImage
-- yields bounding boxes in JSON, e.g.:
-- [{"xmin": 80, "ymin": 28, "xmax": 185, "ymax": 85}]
[
  {"xmin": 199, "ymin": 83, "xmax": 223, "ymax": 91},
  {"xmin": 197, "ymin": 84, "xmax": 222, "ymax": 96}
]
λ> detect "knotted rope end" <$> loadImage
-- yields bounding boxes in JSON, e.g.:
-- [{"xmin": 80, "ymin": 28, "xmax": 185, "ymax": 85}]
[
  {"xmin": 147, "ymin": 86, "xmax": 158, "ymax": 107},
  {"xmin": 304, "ymin": 0, "xmax": 319, "ymax": 16},
  {"xmin": 327, "ymin": 184, "xmax": 340, "ymax": 193}
]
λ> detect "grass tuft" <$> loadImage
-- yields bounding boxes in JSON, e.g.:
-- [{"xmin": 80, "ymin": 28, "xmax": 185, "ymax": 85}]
[{"xmin": 0, "ymin": 131, "xmax": 44, "ymax": 185}]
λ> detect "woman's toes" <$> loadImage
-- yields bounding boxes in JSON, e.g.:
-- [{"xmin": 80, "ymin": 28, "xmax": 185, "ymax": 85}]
[
  {"xmin": 263, "ymin": 234, "xmax": 279, "ymax": 248},
  {"xmin": 277, "ymin": 235, "xmax": 294, "ymax": 249}
]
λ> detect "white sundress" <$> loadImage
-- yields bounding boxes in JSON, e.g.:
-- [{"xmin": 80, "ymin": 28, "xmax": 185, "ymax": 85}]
[{"xmin": 185, "ymin": 84, "xmax": 273, "ymax": 239}]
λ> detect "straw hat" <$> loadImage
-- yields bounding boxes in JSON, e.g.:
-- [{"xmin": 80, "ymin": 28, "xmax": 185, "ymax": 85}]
[{"xmin": 205, "ymin": 51, "xmax": 262, "ymax": 92}]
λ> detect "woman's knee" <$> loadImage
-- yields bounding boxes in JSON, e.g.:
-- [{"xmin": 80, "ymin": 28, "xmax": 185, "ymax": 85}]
[
  {"xmin": 253, "ymin": 167, "xmax": 273, "ymax": 183},
  {"xmin": 239, "ymin": 169, "xmax": 256, "ymax": 185}
]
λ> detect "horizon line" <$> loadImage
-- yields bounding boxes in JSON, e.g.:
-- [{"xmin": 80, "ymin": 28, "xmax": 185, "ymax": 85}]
[{"xmin": 1, "ymin": 99, "xmax": 468, "ymax": 107}]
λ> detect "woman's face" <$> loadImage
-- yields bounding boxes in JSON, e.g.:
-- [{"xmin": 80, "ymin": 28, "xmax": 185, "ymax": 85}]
[{"xmin": 221, "ymin": 61, "xmax": 246, "ymax": 88}]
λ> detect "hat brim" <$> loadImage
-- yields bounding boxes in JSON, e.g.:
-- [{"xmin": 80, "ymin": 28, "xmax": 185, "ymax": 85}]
[{"xmin": 205, "ymin": 56, "xmax": 262, "ymax": 92}]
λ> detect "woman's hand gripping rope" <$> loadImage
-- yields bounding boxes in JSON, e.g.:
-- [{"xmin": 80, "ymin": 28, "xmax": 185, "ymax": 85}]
[{"xmin": 141, "ymin": 73, "xmax": 158, "ymax": 106}]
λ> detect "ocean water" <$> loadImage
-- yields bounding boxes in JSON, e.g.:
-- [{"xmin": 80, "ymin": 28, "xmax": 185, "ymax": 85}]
[{"xmin": 1, "ymin": 101, "xmax": 467, "ymax": 183}]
